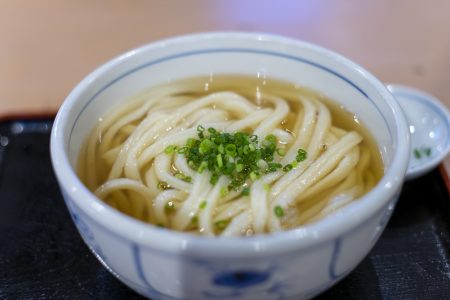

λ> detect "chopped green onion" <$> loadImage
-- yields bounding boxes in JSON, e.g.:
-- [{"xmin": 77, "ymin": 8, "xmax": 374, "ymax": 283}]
[
  {"xmin": 199, "ymin": 201, "xmax": 207, "ymax": 209},
  {"xmin": 186, "ymin": 138, "xmax": 196, "ymax": 148},
  {"xmin": 198, "ymin": 161, "xmax": 208, "ymax": 173},
  {"xmin": 414, "ymin": 148, "xmax": 421, "ymax": 159},
  {"xmin": 250, "ymin": 171, "xmax": 259, "ymax": 181},
  {"xmin": 174, "ymin": 172, "xmax": 192, "ymax": 182},
  {"xmin": 214, "ymin": 219, "xmax": 229, "ymax": 231},
  {"xmin": 274, "ymin": 205, "xmax": 284, "ymax": 218},
  {"xmin": 283, "ymin": 164, "xmax": 293, "ymax": 172},
  {"xmin": 264, "ymin": 134, "xmax": 277, "ymax": 146},
  {"xmin": 208, "ymin": 127, "xmax": 217, "ymax": 134},
  {"xmin": 165, "ymin": 125, "xmax": 307, "ymax": 193},
  {"xmin": 210, "ymin": 173, "xmax": 219, "ymax": 185},
  {"xmin": 241, "ymin": 187, "xmax": 250, "ymax": 196},
  {"xmin": 164, "ymin": 145, "xmax": 176, "ymax": 154},
  {"xmin": 267, "ymin": 162, "xmax": 282, "ymax": 172},
  {"xmin": 223, "ymin": 162, "xmax": 235, "ymax": 175},
  {"xmin": 225, "ymin": 144, "xmax": 237, "ymax": 156},
  {"xmin": 276, "ymin": 148, "xmax": 286, "ymax": 157},
  {"xmin": 199, "ymin": 139, "xmax": 214, "ymax": 154},
  {"xmin": 220, "ymin": 186, "xmax": 228, "ymax": 197},
  {"xmin": 257, "ymin": 159, "xmax": 268, "ymax": 169},
  {"xmin": 218, "ymin": 144, "xmax": 225, "ymax": 154},
  {"xmin": 157, "ymin": 181, "xmax": 169, "ymax": 190},
  {"xmin": 216, "ymin": 154, "xmax": 223, "ymax": 168},
  {"xmin": 165, "ymin": 201, "xmax": 175, "ymax": 212},
  {"xmin": 243, "ymin": 145, "xmax": 250, "ymax": 155},
  {"xmin": 177, "ymin": 146, "xmax": 188, "ymax": 154},
  {"xmin": 296, "ymin": 149, "xmax": 307, "ymax": 162},
  {"xmin": 414, "ymin": 147, "xmax": 432, "ymax": 159}
]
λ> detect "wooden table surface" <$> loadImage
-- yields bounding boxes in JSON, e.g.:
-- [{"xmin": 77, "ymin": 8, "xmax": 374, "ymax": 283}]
[{"xmin": 1, "ymin": 0, "xmax": 450, "ymax": 176}]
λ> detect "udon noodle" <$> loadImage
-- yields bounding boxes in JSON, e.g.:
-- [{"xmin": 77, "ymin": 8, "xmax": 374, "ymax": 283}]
[{"xmin": 78, "ymin": 76, "xmax": 383, "ymax": 237}]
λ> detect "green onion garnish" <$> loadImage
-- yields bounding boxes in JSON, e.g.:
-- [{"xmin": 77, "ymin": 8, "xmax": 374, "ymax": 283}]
[
  {"xmin": 414, "ymin": 147, "xmax": 432, "ymax": 159},
  {"xmin": 414, "ymin": 148, "xmax": 421, "ymax": 159},
  {"xmin": 274, "ymin": 205, "xmax": 284, "ymax": 218},
  {"xmin": 250, "ymin": 171, "xmax": 259, "ymax": 181},
  {"xmin": 174, "ymin": 172, "xmax": 192, "ymax": 183},
  {"xmin": 214, "ymin": 219, "xmax": 229, "ymax": 231},
  {"xmin": 283, "ymin": 164, "xmax": 293, "ymax": 172},
  {"xmin": 241, "ymin": 186, "xmax": 250, "ymax": 196},
  {"xmin": 220, "ymin": 186, "xmax": 228, "ymax": 197},
  {"xmin": 164, "ymin": 126, "xmax": 307, "ymax": 193},
  {"xmin": 276, "ymin": 148, "xmax": 286, "ymax": 157},
  {"xmin": 296, "ymin": 149, "xmax": 307, "ymax": 162},
  {"xmin": 164, "ymin": 145, "xmax": 176, "ymax": 154},
  {"xmin": 165, "ymin": 201, "xmax": 175, "ymax": 212},
  {"xmin": 199, "ymin": 139, "xmax": 214, "ymax": 154},
  {"xmin": 157, "ymin": 181, "xmax": 169, "ymax": 190},
  {"xmin": 216, "ymin": 154, "xmax": 223, "ymax": 168},
  {"xmin": 177, "ymin": 146, "xmax": 188, "ymax": 154}
]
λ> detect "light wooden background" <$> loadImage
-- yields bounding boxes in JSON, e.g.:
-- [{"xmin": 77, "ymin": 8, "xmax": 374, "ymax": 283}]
[{"xmin": 1, "ymin": 0, "xmax": 450, "ymax": 175}]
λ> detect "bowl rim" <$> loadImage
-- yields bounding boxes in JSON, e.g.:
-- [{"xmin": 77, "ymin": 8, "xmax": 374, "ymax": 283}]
[{"xmin": 50, "ymin": 31, "xmax": 410, "ymax": 257}]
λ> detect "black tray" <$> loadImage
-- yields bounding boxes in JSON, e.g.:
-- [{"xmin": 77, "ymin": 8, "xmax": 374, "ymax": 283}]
[{"xmin": 1, "ymin": 118, "xmax": 449, "ymax": 300}]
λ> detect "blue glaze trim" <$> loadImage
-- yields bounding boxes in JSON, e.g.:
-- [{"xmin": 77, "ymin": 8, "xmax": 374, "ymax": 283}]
[
  {"xmin": 65, "ymin": 197, "xmax": 151, "ymax": 295},
  {"xmin": 67, "ymin": 47, "xmax": 393, "ymax": 148},
  {"xmin": 132, "ymin": 244, "xmax": 150, "ymax": 289},
  {"xmin": 328, "ymin": 238, "xmax": 342, "ymax": 280},
  {"xmin": 131, "ymin": 243, "xmax": 181, "ymax": 300},
  {"xmin": 213, "ymin": 270, "xmax": 271, "ymax": 288}
]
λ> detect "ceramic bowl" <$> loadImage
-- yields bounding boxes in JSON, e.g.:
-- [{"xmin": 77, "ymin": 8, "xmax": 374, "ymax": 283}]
[{"xmin": 50, "ymin": 32, "xmax": 410, "ymax": 300}]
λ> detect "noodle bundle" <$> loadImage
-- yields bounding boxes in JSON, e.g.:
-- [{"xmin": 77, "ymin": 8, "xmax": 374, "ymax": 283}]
[{"xmin": 78, "ymin": 76, "xmax": 382, "ymax": 237}]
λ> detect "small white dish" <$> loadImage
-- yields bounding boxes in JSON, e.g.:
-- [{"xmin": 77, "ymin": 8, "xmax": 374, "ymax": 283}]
[{"xmin": 387, "ymin": 84, "xmax": 450, "ymax": 180}]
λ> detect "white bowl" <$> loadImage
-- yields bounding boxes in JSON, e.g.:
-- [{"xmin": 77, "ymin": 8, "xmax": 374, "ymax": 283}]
[{"xmin": 50, "ymin": 32, "xmax": 410, "ymax": 300}]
